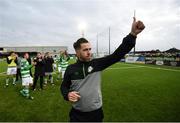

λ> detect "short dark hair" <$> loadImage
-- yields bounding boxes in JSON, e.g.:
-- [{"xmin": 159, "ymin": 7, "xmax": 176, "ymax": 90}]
[
  {"xmin": 23, "ymin": 52, "xmax": 29, "ymax": 56},
  {"xmin": 45, "ymin": 52, "xmax": 49, "ymax": 56},
  {"xmin": 9, "ymin": 51, "xmax": 15, "ymax": 55},
  {"xmin": 73, "ymin": 38, "xmax": 89, "ymax": 50},
  {"xmin": 37, "ymin": 52, "xmax": 41, "ymax": 55}
]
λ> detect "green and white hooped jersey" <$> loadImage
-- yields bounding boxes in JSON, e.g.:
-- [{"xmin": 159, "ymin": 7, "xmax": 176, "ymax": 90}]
[
  {"xmin": 57, "ymin": 55, "xmax": 69, "ymax": 70},
  {"xmin": 20, "ymin": 58, "xmax": 32, "ymax": 78},
  {"xmin": 60, "ymin": 59, "xmax": 68, "ymax": 70},
  {"xmin": 56, "ymin": 57, "xmax": 61, "ymax": 67}
]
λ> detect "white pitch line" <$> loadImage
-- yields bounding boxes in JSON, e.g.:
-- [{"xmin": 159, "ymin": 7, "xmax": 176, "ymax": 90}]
[
  {"xmin": 107, "ymin": 66, "xmax": 144, "ymax": 70},
  {"xmin": 123, "ymin": 63, "xmax": 180, "ymax": 72},
  {"xmin": 110, "ymin": 63, "xmax": 180, "ymax": 72},
  {"xmin": 142, "ymin": 66, "xmax": 180, "ymax": 72}
]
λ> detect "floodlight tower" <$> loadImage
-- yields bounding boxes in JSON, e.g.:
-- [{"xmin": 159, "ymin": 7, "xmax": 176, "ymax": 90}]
[
  {"xmin": 78, "ymin": 22, "xmax": 87, "ymax": 37},
  {"xmin": 133, "ymin": 10, "xmax": 136, "ymax": 56}
]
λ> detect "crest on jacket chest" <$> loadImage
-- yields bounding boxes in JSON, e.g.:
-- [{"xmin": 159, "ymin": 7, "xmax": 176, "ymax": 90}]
[{"xmin": 88, "ymin": 66, "xmax": 93, "ymax": 73}]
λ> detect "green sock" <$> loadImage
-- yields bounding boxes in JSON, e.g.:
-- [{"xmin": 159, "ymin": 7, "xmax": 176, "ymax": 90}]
[
  {"xmin": 24, "ymin": 88, "xmax": 29, "ymax": 97},
  {"xmin": 20, "ymin": 89, "xmax": 26, "ymax": 97}
]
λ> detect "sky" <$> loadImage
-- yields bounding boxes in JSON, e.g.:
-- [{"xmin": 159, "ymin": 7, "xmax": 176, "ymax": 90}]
[{"xmin": 0, "ymin": 0, "xmax": 180, "ymax": 53}]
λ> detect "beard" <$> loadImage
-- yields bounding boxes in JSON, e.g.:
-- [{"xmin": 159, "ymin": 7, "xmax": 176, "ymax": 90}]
[{"xmin": 79, "ymin": 55, "xmax": 92, "ymax": 62}]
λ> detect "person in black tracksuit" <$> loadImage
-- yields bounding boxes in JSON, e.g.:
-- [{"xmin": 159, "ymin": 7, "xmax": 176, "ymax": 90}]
[
  {"xmin": 61, "ymin": 17, "xmax": 145, "ymax": 122},
  {"xmin": 15, "ymin": 53, "xmax": 22, "ymax": 82},
  {"xmin": 44, "ymin": 52, "xmax": 54, "ymax": 85},
  {"xmin": 27, "ymin": 54, "xmax": 33, "ymax": 77},
  {"xmin": 32, "ymin": 52, "xmax": 45, "ymax": 90}
]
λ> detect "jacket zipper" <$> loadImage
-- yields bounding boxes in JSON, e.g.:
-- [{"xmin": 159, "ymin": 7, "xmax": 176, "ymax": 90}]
[{"xmin": 83, "ymin": 64, "xmax": 86, "ymax": 77}]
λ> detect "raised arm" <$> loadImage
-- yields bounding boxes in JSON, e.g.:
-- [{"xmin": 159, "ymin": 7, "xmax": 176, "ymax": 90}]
[{"xmin": 92, "ymin": 17, "xmax": 145, "ymax": 71}]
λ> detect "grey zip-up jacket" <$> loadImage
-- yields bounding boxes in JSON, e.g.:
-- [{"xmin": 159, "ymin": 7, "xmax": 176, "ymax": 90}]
[{"xmin": 61, "ymin": 34, "xmax": 136, "ymax": 112}]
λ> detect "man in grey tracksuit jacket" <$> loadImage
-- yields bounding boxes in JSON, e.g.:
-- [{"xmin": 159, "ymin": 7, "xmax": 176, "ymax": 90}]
[{"xmin": 61, "ymin": 17, "xmax": 145, "ymax": 122}]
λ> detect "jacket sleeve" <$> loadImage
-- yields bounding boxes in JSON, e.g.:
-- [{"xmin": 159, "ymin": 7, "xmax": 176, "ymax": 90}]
[
  {"xmin": 25, "ymin": 64, "xmax": 33, "ymax": 70},
  {"xmin": 38, "ymin": 59, "xmax": 45, "ymax": 66},
  {"xmin": 60, "ymin": 66, "xmax": 71, "ymax": 101},
  {"xmin": 92, "ymin": 33, "xmax": 136, "ymax": 71},
  {"xmin": 21, "ymin": 61, "xmax": 33, "ymax": 70},
  {"xmin": 67, "ymin": 55, "xmax": 70, "ymax": 61},
  {"xmin": 51, "ymin": 57, "xmax": 54, "ymax": 64},
  {"xmin": 7, "ymin": 57, "xmax": 12, "ymax": 64},
  {"xmin": 14, "ymin": 57, "xmax": 18, "ymax": 64}
]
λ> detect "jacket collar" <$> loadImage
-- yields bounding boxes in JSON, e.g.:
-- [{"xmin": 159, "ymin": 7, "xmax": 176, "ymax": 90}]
[{"xmin": 77, "ymin": 59, "xmax": 91, "ymax": 64}]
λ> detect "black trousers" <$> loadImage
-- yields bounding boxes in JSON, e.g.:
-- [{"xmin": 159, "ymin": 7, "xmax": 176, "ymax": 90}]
[
  {"xmin": 33, "ymin": 75, "xmax": 44, "ymax": 89},
  {"xmin": 16, "ymin": 68, "xmax": 21, "ymax": 81},
  {"xmin": 29, "ymin": 69, "xmax": 33, "ymax": 77},
  {"xmin": 69, "ymin": 107, "xmax": 104, "ymax": 122}
]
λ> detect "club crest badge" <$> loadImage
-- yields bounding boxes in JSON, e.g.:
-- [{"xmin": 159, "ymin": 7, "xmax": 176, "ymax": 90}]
[{"xmin": 88, "ymin": 66, "xmax": 93, "ymax": 73}]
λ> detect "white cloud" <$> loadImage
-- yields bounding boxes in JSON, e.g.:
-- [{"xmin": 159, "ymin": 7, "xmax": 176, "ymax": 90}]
[{"xmin": 0, "ymin": 0, "xmax": 179, "ymax": 53}]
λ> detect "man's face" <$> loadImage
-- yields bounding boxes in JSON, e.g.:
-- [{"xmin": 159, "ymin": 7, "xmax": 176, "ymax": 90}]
[
  {"xmin": 24, "ymin": 53, "xmax": 29, "ymax": 59},
  {"xmin": 76, "ymin": 43, "xmax": 92, "ymax": 62},
  {"xmin": 47, "ymin": 53, "xmax": 50, "ymax": 57},
  {"xmin": 37, "ymin": 53, "xmax": 41, "ymax": 58}
]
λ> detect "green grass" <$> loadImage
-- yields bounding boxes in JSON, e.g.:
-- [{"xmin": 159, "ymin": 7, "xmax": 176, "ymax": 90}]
[
  {"xmin": 102, "ymin": 63, "xmax": 180, "ymax": 121},
  {"xmin": 0, "ymin": 60, "xmax": 180, "ymax": 121},
  {"xmin": 0, "ymin": 58, "xmax": 7, "ymax": 73}
]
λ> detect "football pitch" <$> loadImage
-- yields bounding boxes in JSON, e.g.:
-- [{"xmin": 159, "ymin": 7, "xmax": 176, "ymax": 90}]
[{"xmin": 0, "ymin": 60, "xmax": 180, "ymax": 122}]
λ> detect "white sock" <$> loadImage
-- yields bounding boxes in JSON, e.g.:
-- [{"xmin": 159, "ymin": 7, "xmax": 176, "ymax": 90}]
[
  {"xmin": 62, "ymin": 71, "xmax": 65, "ymax": 79},
  {"xmin": 6, "ymin": 78, "xmax": 9, "ymax": 85},
  {"xmin": 51, "ymin": 77, "xmax": 53, "ymax": 84},
  {"xmin": 58, "ymin": 73, "xmax": 61, "ymax": 79},
  {"xmin": 44, "ymin": 79, "xmax": 47, "ymax": 84},
  {"xmin": 13, "ymin": 78, "xmax": 16, "ymax": 84}
]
